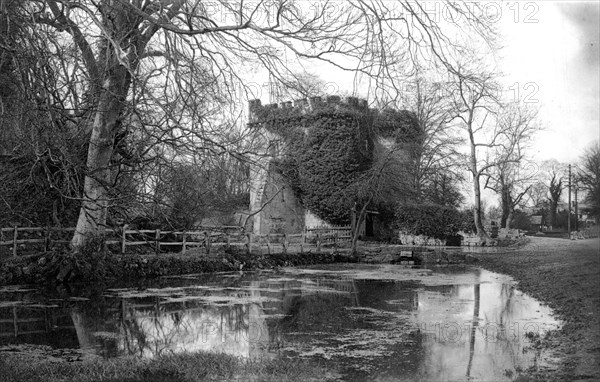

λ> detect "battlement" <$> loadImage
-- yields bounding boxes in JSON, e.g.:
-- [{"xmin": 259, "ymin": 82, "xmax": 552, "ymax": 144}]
[{"xmin": 248, "ymin": 96, "xmax": 370, "ymax": 124}]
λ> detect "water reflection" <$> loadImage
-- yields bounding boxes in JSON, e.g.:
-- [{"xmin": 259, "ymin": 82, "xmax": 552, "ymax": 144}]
[
  {"xmin": 0, "ymin": 266, "xmax": 559, "ymax": 381},
  {"xmin": 405, "ymin": 268, "xmax": 557, "ymax": 381}
]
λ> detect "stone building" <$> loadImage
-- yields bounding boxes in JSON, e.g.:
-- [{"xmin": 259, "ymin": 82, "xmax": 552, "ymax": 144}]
[{"xmin": 246, "ymin": 95, "xmax": 416, "ymax": 236}]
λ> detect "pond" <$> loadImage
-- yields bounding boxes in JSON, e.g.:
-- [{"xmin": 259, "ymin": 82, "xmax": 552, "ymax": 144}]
[{"xmin": 0, "ymin": 264, "xmax": 559, "ymax": 381}]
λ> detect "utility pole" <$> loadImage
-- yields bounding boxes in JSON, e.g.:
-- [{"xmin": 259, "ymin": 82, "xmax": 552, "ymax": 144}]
[
  {"xmin": 575, "ymin": 184, "xmax": 578, "ymax": 232},
  {"xmin": 568, "ymin": 164, "xmax": 571, "ymax": 237}
]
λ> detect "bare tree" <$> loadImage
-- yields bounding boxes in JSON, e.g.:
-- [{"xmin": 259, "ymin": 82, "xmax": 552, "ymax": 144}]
[
  {"xmin": 449, "ymin": 69, "xmax": 538, "ymax": 242},
  {"xmin": 527, "ymin": 181, "xmax": 548, "ymax": 210},
  {"xmin": 348, "ymin": 136, "xmax": 414, "ymax": 253},
  {"xmin": 484, "ymin": 103, "xmax": 540, "ymax": 228},
  {"xmin": 547, "ymin": 170, "xmax": 564, "ymax": 228},
  {"xmin": 532, "ymin": 160, "xmax": 567, "ymax": 228},
  {"xmin": 448, "ymin": 68, "xmax": 499, "ymax": 242},
  {"xmin": 19, "ymin": 0, "xmax": 496, "ymax": 250},
  {"xmin": 576, "ymin": 142, "xmax": 600, "ymax": 219},
  {"xmin": 0, "ymin": 1, "xmax": 86, "ymax": 227},
  {"xmin": 378, "ymin": 76, "xmax": 464, "ymax": 205},
  {"xmin": 485, "ymin": 161, "xmax": 534, "ymax": 229}
]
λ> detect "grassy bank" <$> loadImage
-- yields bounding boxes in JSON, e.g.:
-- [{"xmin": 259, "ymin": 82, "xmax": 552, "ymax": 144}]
[
  {"xmin": 474, "ymin": 236, "xmax": 600, "ymax": 381},
  {"xmin": 0, "ymin": 248, "xmax": 357, "ymax": 286},
  {"xmin": 0, "ymin": 350, "xmax": 329, "ymax": 382}
]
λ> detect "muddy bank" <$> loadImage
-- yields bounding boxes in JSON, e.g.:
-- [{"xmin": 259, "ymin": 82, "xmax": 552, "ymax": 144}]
[
  {"xmin": 473, "ymin": 236, "xmax": 600, "ymax": 381},
  {"xmin": 0, "ymin": 243, "xmax": 481, "ymax": 286},
  {"xmin": 0, "ymin": 249, "xmax": 359, "ymax": 286},
  {"xmin": 360, "ymin": 244, "xmax": 478, "ymax": 264}
]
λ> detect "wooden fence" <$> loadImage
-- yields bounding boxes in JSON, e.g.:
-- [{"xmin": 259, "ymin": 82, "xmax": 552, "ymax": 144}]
[{"xmin": 0, "ymin": 225, "xmax": 353, "ymax": 257}]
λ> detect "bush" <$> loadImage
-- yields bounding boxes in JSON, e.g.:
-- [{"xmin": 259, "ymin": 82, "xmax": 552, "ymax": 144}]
[
  {"xmin": 394, "ymin": 204, "xmax": 474, "ymax": 240},
  {"xmin": 509, "ymin": 209, "xmax": 532, "ymax": 231}
]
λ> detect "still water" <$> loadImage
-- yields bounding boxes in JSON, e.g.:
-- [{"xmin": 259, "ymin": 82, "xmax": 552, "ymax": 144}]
[{"xmin": 0, "ymin": 264, "xmax": 559, "ymax": 381}]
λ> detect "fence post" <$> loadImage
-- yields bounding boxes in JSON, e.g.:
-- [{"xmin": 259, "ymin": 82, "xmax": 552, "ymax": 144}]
[
  {"xmin": 44, "ymin": 225, "xmax": 51, "ymax": 253},
  {"xmin": 204, "ymin": 231, "xmax": 210, "ymax": 255},
  {"xmin": 181, "ymin": 231, "xmax": 186, "ymax": 254},
  {"xmin": 267, "ymin": 234, "xmax": 271, "ymax": 254},
  {"xmin": 121, "ymin": 225, "xmax": 127, "ymax": 254},
  {"xmin": 246, "ymin": 233, "xmax": 252, "ymax": 254},
  {"xmin": 316, "ymin": 232, "xmax": 321, "ymax": 253},
  {"xmin": 283, "ymin": 234, "xmax": 288, "ymax": 254},
  {"xmin": 155, "ymin": 229, "xmax": 160, "ymax": 254},
  {"xmin": 334, "ymin": 231, "xmax": 338, "ymax": 250},
  {"xmin": 12, "ymin": 226, "xmax": 17, "ymax": 257}
]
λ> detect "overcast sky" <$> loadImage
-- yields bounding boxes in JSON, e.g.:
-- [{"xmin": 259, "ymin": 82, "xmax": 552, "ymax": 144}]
[
  {"xmin": 244, "ymin": 1, "xmax": 598, "ymax": 208},
  {"xmin": 249, "ymin": 1, "xmax": 599, "ymax": 166},
  {"xmin": 497, "ymin": 1, "xmax": 599, "ymax": 164}
]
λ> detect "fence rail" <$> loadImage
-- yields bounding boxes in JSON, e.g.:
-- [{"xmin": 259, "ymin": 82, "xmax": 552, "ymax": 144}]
[{"xmin": 0, "ymin": 224, "xmax": 353, "ymax": 257}]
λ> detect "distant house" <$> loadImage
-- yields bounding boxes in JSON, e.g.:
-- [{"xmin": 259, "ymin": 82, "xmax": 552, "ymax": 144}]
[{"xmin": 530, "ymin": 215, "xmax": 544, "ymax": 232}]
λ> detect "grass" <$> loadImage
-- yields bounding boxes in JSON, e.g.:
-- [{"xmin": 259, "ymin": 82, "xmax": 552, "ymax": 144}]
[{"xmin": 0, "ymin": 351, "xmax": 329, "ymax": 382}]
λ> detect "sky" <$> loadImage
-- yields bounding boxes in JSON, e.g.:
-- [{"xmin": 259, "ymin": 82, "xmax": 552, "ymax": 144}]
[
  {"xmin": 496, "ymin": 1, "xmax": 599, "ymax": 164},
  {"xmin": 251, "ymin": 1, "xmax": 599, "ymax": 165},
  {"xmin": 245, "ymin": 1, "xmax": 599, "ymax": 206}
]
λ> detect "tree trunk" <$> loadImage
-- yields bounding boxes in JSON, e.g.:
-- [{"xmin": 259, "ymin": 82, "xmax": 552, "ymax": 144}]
[
  {"xmin": 505, "ymin": 210, "xmax": 513, "ymax": 229},
  {"xmin": 500, "ymin": 196, "xmax": 511, "ymax": 229},
  {"xmin": 351, "ymin": 203, "xmax": 369, "ymax": 255},
  {"xmin": 71, "ymin": 70, "xmax": 130, "ymax": 250},
  {"xmin": 470, "ymin": 155, "xmax": 489, "ymax": 242},
  {"xmin": 549, "ymin": 200, "xmax": 558, "ymax": 227},
  {"xmin": 466, "ymin": 113, "xmax": 490, "ymax": 244},
  {"xmin": 472, "ymin": 175, "xmax": 488, "ymax": 240}
]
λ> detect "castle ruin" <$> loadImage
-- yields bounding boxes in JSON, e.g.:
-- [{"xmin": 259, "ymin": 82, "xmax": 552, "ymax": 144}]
[{"xmin": 246, "ymin": 95, "xmax": 403, "ymax": 236}]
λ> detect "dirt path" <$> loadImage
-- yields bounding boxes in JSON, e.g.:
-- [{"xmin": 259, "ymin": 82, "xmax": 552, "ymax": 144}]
[{"xmin": 474, "ymin": 236, "xmax": 600, "ymax": 381}]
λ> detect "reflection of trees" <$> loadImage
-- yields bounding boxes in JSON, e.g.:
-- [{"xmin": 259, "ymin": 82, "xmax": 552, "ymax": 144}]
[
  {"xmin": 466, "ymin": 283, "xmax": 480, "ymax": 378},
  {"xmin": 116, "ymin": 298, "xmax": 266, "ymax": 359},
  {"xmin": 498, "ymin": 283, "xmax": 515, "ymax": 327}
]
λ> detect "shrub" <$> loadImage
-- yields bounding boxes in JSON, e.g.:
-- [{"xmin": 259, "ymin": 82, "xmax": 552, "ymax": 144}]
[
  {"xmin": 394, "ymin": 204, "xmax": 474, "ymax": 240},
  {"xmin": 509, "ymin": 209, "xmax": 532, "ymax": 231}
]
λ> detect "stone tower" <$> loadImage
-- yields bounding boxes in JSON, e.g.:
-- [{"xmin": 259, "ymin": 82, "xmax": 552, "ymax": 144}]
[{"xmin": 246, "ymin": 96, "xmax": 373, "ymax": 235}]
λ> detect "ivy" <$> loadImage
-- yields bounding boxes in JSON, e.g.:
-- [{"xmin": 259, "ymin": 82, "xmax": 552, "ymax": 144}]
[
  {"xmin": 263, "ymin": 103, "xmax": 421, "ymax": 226},
  {"xmin": 273, "ymin": 107, "xmax": 373, "ymax": 224}
]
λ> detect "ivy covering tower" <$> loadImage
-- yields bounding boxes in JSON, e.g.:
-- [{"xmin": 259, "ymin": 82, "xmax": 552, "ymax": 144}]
[{"xmin": 247, "ymin": 96, "xmax": 420, "ymax": 236}]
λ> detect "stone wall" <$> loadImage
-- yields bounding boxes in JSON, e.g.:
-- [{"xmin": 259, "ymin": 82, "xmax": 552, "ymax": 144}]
[
  {"xmin": 251, "ymin": 164, "xmax": 305, "ymax": 235},
  {"xmin": 248, "ymin": 96, "xmax": 369, "ymax": 126}
]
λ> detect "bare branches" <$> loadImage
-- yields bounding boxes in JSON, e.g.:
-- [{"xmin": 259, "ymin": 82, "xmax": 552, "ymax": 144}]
[
  {"xmin": 576, "ymin": 143, "xmax": 600, "ymax": 219},
  {"xmin": 5, "ymin": 0, "xmax": 499, "ymax": 246}
]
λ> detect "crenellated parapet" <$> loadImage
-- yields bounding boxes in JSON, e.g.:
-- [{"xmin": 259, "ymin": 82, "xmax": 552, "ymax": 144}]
[{"xmin": 248, "ymin": 96, "xmax": 370, "ymax": 126}]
